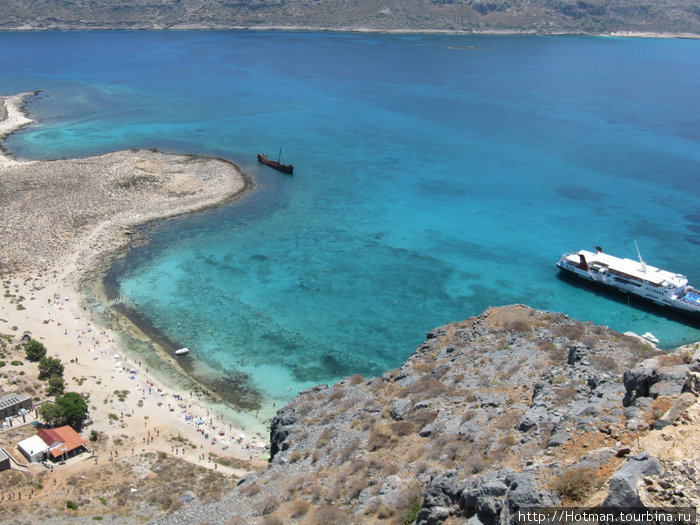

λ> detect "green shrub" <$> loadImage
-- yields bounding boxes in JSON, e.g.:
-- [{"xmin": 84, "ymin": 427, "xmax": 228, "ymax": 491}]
[
  {"xmin": 66, "ymin": 500, "xmax": 78, "ymax": 510},
  {"xmin": 47, "ymin": 375, "xmax": 65, "ymax": 396},
  {"xmin": 38, "ymin": 356, "xmax": 63, "ymax": 379}
]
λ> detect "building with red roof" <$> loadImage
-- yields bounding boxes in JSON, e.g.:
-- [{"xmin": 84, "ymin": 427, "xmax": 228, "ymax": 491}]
[{"xmin": 37, "ymin": 426, "xmax": 87, "ymax": 461}]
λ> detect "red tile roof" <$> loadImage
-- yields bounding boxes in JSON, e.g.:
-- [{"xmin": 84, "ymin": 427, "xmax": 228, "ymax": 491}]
[
  {"xmin": 38, "ymin": 426, "xmax": 87, "ymax": 458},
  {"xmin": 38, "ymin": 428, "xmax": 62, "ymax": 446}
]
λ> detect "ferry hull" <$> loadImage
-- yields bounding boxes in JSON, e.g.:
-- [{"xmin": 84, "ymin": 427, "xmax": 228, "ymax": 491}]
[{"xmin": 556, "ymin": 263, "xmax": 700, "ymax": 324}]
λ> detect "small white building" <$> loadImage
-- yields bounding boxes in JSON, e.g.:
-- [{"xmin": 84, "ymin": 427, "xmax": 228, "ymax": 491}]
[{"xmin": 17, "ymin": 435, "xmax": 49, "ymax": 463}]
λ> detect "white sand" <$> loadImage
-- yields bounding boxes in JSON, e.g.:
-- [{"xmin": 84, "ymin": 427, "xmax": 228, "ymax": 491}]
[{"xmin": 0, "ymin": 92, "xmax": 36, "ymax": 168}]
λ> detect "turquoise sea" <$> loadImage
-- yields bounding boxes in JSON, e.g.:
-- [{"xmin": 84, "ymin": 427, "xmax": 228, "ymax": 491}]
[{"xmin": 2, "ymin": 31, "xmax": 699, "ymax": 419}]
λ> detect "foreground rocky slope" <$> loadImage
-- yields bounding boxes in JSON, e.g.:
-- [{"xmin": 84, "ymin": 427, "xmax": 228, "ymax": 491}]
[
  {"xmin": 160, "ymin": 305, "xmax": 700, "ymax": 524},
  {"xmin": 1, "ymin": 0, "xmax": 699, "ymax": 35}
]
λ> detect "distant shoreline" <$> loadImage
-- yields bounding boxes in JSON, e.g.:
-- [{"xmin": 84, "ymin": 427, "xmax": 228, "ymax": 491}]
[{"xmin": 1, "ymin": 26, "xmax": 698, "ymax": 40}]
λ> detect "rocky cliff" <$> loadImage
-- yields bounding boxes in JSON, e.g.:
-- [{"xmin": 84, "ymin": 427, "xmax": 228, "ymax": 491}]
[
  {"xmin": 1, "ymin": 0, "xmax": 699, "ymax": 35},
  {"xmin": 158, "ymin": 305, "xmax": 700, "ymax": 524}
]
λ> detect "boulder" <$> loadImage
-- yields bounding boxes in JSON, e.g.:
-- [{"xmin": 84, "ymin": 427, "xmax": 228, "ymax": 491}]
[
  {"xmin": 567, "ymin": 342, "xmax": 589, "ymax": 365},
  {"xmin": 602, "ymin": 452, "xmax": 663, "ymax": 507},
  {"xmin": 649, "ymin": 381, "xmax": 682, "ymax": 399},
  {"xmin": 503, "ymin": 472, "xmax": 558, "ymax": 515},
  {"xmin": 390, "ymin": 397, "xmax": 412, "ymax": 420},
  {"xmin": 420, "ymin": 422, "xmax": 436, "ymax": 437},
  {"xmin": 458, "ymin": 470, "xmax": 558, "ymax": 525},
  {"xmin": 623, "ymin": 363, "xmax": 661, "ymax": 406},
  {"xmin": 682, "ymin": 371, "xmax": 700, "ymax": 395},
  {"xmin": 655, "ymin": 392, "xmax": 697, "ymax": 428},
  {"xmin": 624, "ymin": 361, "xmax": 690, "ymax": 406},
  {"xmin": 179, "ymin": 490, "xmax": 197, "ymax": 504},
  {"xmin": 547, "ymin": 427, "xmax": 571, "ymax": 448},
  {"xmin": 268, "ymin": 406, "xmax": 299, "ymax": 459},
  {"xmin": 422, "ymin": 470, "xmax": 462, "ymax": 507},
  {"xmin": 416, "ymin": 505, "xmax": 453, "ymax": 525}
]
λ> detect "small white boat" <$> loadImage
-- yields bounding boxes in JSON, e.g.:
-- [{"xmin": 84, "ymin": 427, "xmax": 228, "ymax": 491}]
[
  {"xmin": 642, "ymin": 332, "xmax": 659, "ymax": 344},
  {"xmin": 175, "ymin": 348, "xmax": 190, "ymax": 355}
]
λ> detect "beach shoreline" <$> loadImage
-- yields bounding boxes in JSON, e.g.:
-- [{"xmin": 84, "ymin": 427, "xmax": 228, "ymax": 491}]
[
  {"xmin": 1, "ymin": 25, "xmax": 699, "ymax": 39},
  {"xmin": 0, "ymin": 91, "xmax": 269, "ymax": 499}
]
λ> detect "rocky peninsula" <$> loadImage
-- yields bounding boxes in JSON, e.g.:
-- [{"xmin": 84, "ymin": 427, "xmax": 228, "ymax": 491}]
[
  {"xmin": 161, "ymin": 305, "xmax": 700, "ymax": 524},
  {"xmin": 0, "ymin": 93, "xmax": 251, "ymax": 278}
]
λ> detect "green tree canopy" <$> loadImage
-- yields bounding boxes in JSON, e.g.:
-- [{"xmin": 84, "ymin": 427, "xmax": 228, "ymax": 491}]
[
  {"xmin": 24, "ymin": 339, "xmax": 47, "ymax": 361},
  {"xmin": 38, "ymin": 402, "xmax": 64, "ymax": 427},
  {"xmin": 38, "ymin": 392, "xmax": 88, "ymax": 429},
  {"xmin": 38, "ymin": 356, "xmax": 64, "ymax": 380},
  {"xmin": 47, "ymin": 375, "xmax": 65, "ymax": 396}
]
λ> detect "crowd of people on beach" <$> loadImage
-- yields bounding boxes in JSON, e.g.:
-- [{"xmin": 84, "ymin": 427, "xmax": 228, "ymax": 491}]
[{"xmin": 42, "ymin": 292, "xmax": 269, "ymax": 469}]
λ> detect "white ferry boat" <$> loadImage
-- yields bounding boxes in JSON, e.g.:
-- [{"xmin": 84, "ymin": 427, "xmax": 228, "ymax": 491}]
[{"xmin": 557, "ymin": 245, "xmax": 700, "ymax": 319}]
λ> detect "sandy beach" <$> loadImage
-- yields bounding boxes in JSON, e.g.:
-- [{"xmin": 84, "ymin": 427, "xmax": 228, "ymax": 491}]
[{"xmin": 0, "ymin": 92, "xmax": 269, "ymax": 520}]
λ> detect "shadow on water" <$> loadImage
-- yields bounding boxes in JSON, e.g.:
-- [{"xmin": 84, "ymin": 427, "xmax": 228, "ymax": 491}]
[{"xmin": 555, "ymin": 271, "xmax": 700, "ymax": 330}]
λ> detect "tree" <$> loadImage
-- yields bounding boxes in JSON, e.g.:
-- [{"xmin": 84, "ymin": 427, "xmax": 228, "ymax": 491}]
[
  {"xmin": 38, "ymin": 356, "xmax": 64, "ymax": 380},
  {"xmin": 38, "ymin": 392, "xmax": 88, "ymax": 430},
  {"xmin": 24, "ymin": 339, "xmax": 47, "ymax": 361},
  {"xmin": 47, "ymin": 375, "xmax": 65, "ymax": 396},
  {"xmin": 57, "ymin": 392, "xmax": 88, "ymax": 429},
  {"xmin": 38, "ymin": 402, "xmax": 64, "ymax": 427}
]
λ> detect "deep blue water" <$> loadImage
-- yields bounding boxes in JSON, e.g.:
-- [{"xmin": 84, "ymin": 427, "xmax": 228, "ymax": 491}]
[{"xmin": 2, "ymin": 31, "xmax": 699, "ymax": 418}]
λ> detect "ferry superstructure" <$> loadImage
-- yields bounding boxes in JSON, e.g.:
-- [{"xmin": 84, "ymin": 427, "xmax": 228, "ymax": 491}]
[{"xmin": 556, "ymin": 246, "xmax": 700, "ymax": 319}]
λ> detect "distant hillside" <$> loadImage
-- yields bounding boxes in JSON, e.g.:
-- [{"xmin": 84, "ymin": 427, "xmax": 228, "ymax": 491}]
[{"xmin": 1, "ymin": 0, "xmax": 700, "ymax": 35}]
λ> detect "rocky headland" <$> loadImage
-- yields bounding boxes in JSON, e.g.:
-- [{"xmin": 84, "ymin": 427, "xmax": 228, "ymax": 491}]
[{"xmin": 158, "ymin": 304, "xmax": 700, "ymax": 524}]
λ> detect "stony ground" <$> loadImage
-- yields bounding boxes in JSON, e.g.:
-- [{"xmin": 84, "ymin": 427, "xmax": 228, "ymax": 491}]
[{"xmin": 158, "ymin": 305, "xmax": 699, "ymax": 524}]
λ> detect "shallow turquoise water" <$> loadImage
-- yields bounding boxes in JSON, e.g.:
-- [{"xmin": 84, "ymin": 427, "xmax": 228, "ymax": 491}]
[{"xmin": 2, "ymin": 31, "xmax": 699, "ymax": 414}]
